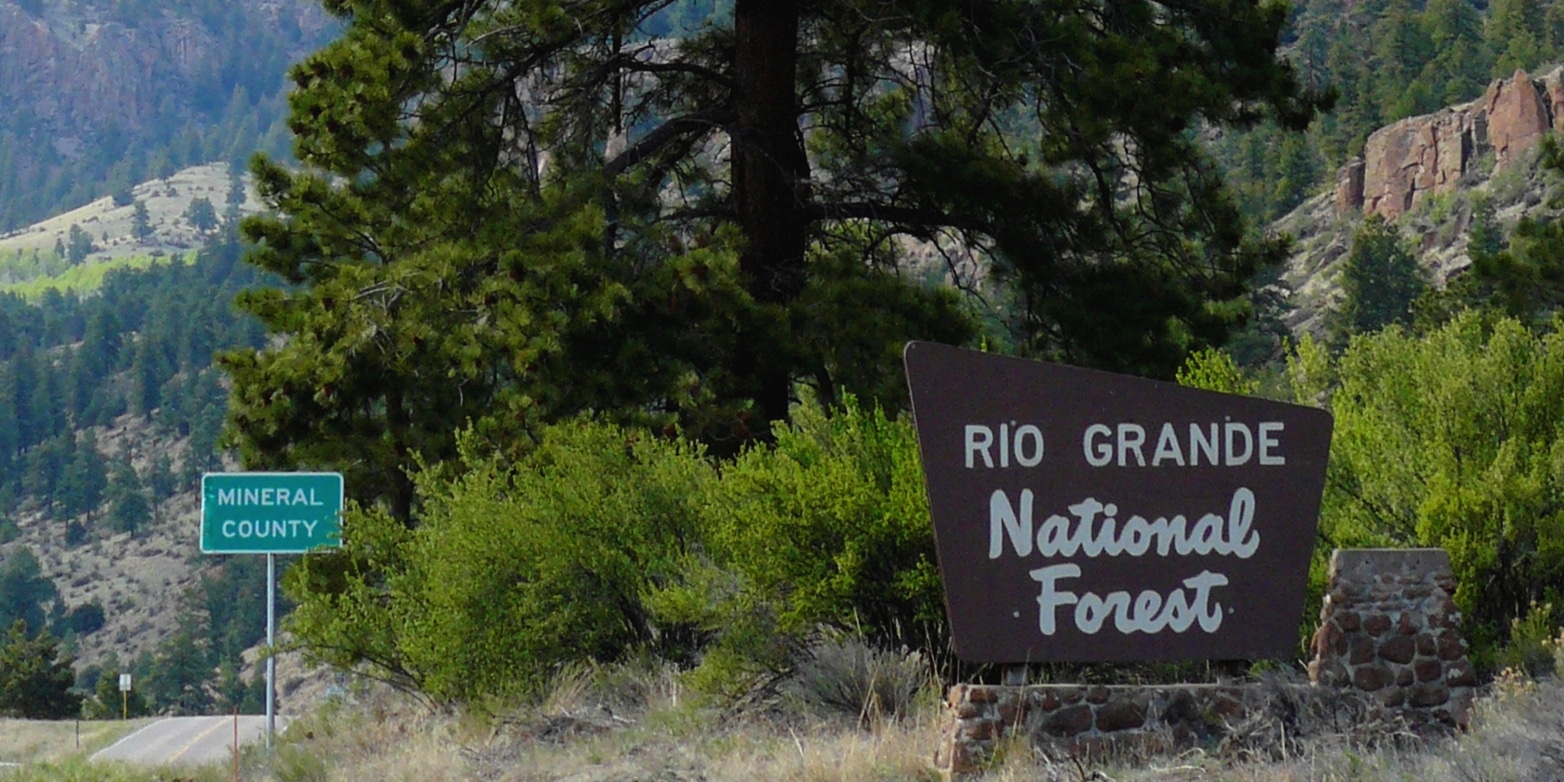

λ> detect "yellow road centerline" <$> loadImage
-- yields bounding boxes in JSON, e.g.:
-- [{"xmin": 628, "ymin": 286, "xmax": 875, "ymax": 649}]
[{"xmin": 167, "ymin": 718, "xmax": 230, "ymax": 763}]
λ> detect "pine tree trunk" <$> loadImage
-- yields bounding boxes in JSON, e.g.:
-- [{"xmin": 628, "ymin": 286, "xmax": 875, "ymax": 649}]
[{"xmin": 732, "ymin": 0, "xmax": 809, "ymax": 431}]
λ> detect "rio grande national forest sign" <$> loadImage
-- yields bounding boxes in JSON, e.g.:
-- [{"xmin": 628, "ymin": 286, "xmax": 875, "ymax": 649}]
[{"xmin": 904, "ymin": 342, "xmax": 1333, "ymax": 663}]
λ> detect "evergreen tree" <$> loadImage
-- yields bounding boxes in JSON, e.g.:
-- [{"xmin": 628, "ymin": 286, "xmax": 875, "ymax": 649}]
[
  {"xmin": 144, "ymin": 617, "xmax": 214, "ymax": 715},
  {"xmin": 105, "ymin": 458, "xmax": 150, "ymax": 536},
  {"xmin": 25, "ymin": 354, "xmax": 62, "ymax": 444},
  {"xmin": 0, "ymin": 620, "xmax": 80, "ymax": 719},
  {"xmin": 184, "ymin": 197, "xmax": 219, "ymax": 234},
  {"xmin": 1372, "ymin": 0, "xmax": 1437, "ymax": 120},
  {"xmin": 230, "ymin": 0, "xmax": 1330, "ymax": 519},
  {"xmin": 1414, "ymin": 194, "xmax": 1510, "ymax": 328},
  {"xmin": 1421, "ymin": 0, "xmax": 1489, "ymax": 105},
  {"xmin": 1486, "ymin": 0, "xmax": 1547, "ymax": 75},
  {"xmin": 20, "ymin": 436, "xmax": 68, "ymax": 507},
  {"xmin": 1468, "ymin": 195, "xmax": 1508, "ymax": 262},
  {"xmin": 148, "ymin": 453, "xmax": 177, "ymax": 504},
  {"xmin": 1462, "ymin": 139, "xmax": 1564, "ymax": 325},
  {"xmin": 85, "ymin": 667, "xmax": 150, "ymax": 719},
  {"xmin": 1330, "ymin": 215, "xmax": 1429, "ymax": 344},
  {"xmin": 0, "ymin": 548, "xmax": 56, "ymax": 637},
  {"xmin": 1270, "ymin": 134, "xmax": 1322, "ymax": 219},
  {"xmin": 66, "ymin": 224, "xmax": 95, "ymax": 265},
  {"xmin": 132, "ymin": 200, "xmax": 153, "ymax": 242},
  {"xmin": 130, "ymin": 340, "xmax": 164, "ymax": 420},
  {"xmin": 56, "ymin": 433, "xmax": 108, "ymax": 520}
]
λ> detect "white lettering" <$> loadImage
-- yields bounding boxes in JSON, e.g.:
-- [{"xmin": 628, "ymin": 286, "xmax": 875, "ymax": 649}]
[
  {"xmin": 1031, "ymin": 567, "xmax": 1231, "ymax": 635},
  {"xmin": 218, "ymin": 489, "xmax": 236, "ymax": 504},
  {"xmin": 1120, "ymin": 515, "xmax": 1153, "ymax": 556},
  {"xmin": 991, "ymin": 489, "xmax": 1260, "ymax": 561},
  {"xmin": 1117, "ymin": 424, "xmax": 1146, "ymax": 466},
  {"xmin": 1189, "ymin": 423, "xmax": 1218, "ymax": 466},
  {"xmin": 1074, "ymin": 591, "xmax": 1128, "ymax": 634},
  {"xmin": 1014, "ymin": 425, "xmax": 1044, "ymax": 467},
  {"xmin": 989, "ymin": 489, "xmax": 1033, "ymax": 558},
  {"xmin": 1152, "ymin": 423, "xmax": 1185, "ymax": 466},
  {"xmin": 1223, "ymin": 422, "xmax": 1253, "ymax": 466},
  {"xmin": 1184, "ymin": 571, "xmax": 1229, "ymax": 632},
  {"xmin": 1083, "ymin": 424, "xmax": 1113, "ymax": 466},
  {"xmin": 1258, "ymin": 422, "xmax": 1285, "ymax": 465},
  {"xmin": 1031, "ymin": 564, "xmax": 1081, "ymax": 635},
  {"xmin": 222, "ymin": 520, "xmax": 235, "ymax": 537},
  {"xmin": 1227, "ymin": 487, "xmax": 1259, "ymax": 558},
  {"xmin": 966, "ymin": 425, "xmax": 994, "ymax": 469}
]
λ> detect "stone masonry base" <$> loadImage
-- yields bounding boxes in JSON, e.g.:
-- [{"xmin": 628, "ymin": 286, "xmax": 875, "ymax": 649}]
[{"xmin": 934, "ymin": 549, "xmax": 1475, "ymax": 778}]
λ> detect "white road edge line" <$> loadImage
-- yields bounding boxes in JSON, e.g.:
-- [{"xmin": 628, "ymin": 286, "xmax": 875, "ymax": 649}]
[{"xmin": 89, "ymin": 719, "xmax": 166, "ymax": 761}]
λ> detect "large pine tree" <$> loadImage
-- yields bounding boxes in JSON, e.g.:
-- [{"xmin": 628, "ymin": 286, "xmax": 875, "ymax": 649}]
[{"xmin": 228, "ymin": 0, "xmax": 1328, "ymax": 517}]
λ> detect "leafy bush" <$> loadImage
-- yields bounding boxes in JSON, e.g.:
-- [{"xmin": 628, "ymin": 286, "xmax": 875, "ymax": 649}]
[
  {"xmin": 288, "ymin": 422, "xmax": 713, "ymax": 703},
  {"xmin": 646, "ymin": 397, "xmax": 942, "ymax": 694},
  {"xmin": 287, "ymin": 399, "xmax": 946, "ymax": 705},
  {"xmin": 1288, "ymin": 313, "xmax": 1564, "ymax": 665}
]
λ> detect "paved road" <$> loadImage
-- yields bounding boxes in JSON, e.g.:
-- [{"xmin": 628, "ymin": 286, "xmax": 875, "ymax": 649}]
[{"xmin": 91, "ymin": 716, "xmax": 282, "ymax": 766}]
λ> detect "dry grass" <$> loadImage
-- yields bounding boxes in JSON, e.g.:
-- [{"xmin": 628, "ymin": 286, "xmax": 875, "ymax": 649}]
[
  {"xmin": 223, "ymin": 666, "xmax": 1564, "ymax": 782},
  {"xmin": 0, "ymin": 718, "xmax": 151, "ymax": 763},
  {"xmin": 255, "ymin": 659, "xmax": 946, "ymax": 782}
]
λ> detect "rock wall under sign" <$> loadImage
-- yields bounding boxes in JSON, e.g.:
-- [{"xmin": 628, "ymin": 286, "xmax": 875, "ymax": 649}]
[{"xmin": 934, "ymin": 548, "xmax": 1474, "ymax": 779}]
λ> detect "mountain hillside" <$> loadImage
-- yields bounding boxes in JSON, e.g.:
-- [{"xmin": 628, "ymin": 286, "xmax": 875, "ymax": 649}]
[
  {"xmin": 0, "ymin": 0, "xmax": 334, "ymax": 231},
  {"xmin": 0, "ymin": 162, "xmax": 264, "ymax": 291},
  {"xmin": 1274, "ymin": 67, "xmax": 1564, "ymax": 336}
]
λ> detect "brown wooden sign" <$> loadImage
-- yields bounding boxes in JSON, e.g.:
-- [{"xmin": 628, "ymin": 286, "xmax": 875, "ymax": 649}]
[{"xmin": 904, "ymin": 342, "xmax": 1333, "ymax": 663}]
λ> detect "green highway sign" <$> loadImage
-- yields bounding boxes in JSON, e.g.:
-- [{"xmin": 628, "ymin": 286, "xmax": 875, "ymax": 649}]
[{"xmin": 200, "ymin": 472, "xmax": 344, "ymax": 554}]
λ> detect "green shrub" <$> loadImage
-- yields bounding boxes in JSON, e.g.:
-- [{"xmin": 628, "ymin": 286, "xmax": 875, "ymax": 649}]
[
  {"xmin": 287, "ymin": 421, "xmax": 713, "ymax": 703},
  {"xmin": 289, "ymin": 398, "xmax": 950, "ymax": 704},
  {"xmin": 645, "ymin": 396, "xmax": 942, "ymax": 693},
  {"xmin": 1292, "ymin": 313, "xmax": 1564, "ymax": 666}
]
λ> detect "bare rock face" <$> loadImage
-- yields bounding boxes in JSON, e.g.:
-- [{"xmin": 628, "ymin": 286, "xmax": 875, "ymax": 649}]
[
  {"xmin": 1335, "ymin": 156, "xmax": 1365, "ymax": 214},
  {"xmin": 1484, "ymin": 69, "xmax": 1552, "ymax": 167},
  {"xmin": 1339, "ymin": 67, "xmax": 1564, "ymax": 221},
  {"xmin": 0, "ymin": 0, "xmax": 329, "ymax": 143}
]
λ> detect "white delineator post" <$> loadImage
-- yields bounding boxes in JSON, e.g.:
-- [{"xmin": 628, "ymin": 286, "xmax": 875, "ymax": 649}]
[{"xmin": 266, "ymin": 553, "xmax": 276, "ymax": 750}]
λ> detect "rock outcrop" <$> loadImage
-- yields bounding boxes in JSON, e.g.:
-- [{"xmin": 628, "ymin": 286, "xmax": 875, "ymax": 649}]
[
  {"xmin": 0, "ymin": 0, "xmax": 331, "ymax": 143},
  {"xmin": 1336, "ymin": 68, "xmax": 1564, "ymax": 220}
]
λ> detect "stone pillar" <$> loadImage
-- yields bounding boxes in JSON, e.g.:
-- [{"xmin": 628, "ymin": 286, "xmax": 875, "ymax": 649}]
[
  {"xmin": 1335, "ymin": 156, "xmax": 1365, "ymax": 215},
  {"xmin": 1307, "ymin": 548, "xmax": 1475, "ymax": 732}
]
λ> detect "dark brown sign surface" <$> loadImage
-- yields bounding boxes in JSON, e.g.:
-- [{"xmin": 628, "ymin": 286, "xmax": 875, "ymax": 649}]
[{"xmin": 904, "ymin": 342, "xmax": 1333, "ymax": 663}]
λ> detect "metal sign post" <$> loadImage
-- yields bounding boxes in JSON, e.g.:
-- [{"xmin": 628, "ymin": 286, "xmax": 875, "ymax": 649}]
[
  {"xmin": 200, "ymin": 471, "xmax": 344, "ymax": 753},
  {"xmin": 266, "ymin": 553, "xmax": 275, "ymax": 750},
  {"xmin": 118, "ymin": 673, "xmax": 131, "ymax": 720}
]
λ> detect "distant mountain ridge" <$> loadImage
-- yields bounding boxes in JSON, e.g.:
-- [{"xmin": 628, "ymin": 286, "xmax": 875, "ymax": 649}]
[
  {"xmin": 0, "ymin": 0, "xmax": 335, "ymax": 231},
  {"xmin": 0, "ymin": 0, "xmax": 329, "ymax": 135}
]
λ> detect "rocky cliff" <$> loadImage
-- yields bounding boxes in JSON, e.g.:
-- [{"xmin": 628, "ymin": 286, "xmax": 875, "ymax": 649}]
[
  {"xmin": 0, "ymin": 0, "xmax": 331, "ymax": 153},
  {"xmin": 1336, "ymin": 68, "xmax": 1564, "ymax": 221},
  {"xmin": 1278, "ymin": 68, "xmax": 1564, "ymax": 338}
]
